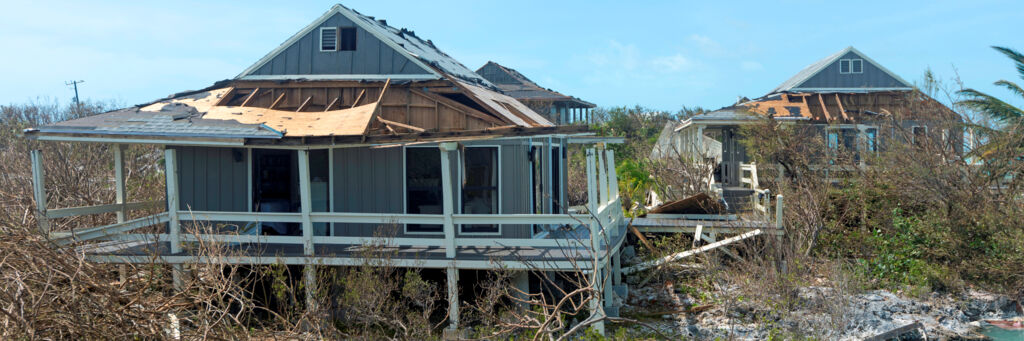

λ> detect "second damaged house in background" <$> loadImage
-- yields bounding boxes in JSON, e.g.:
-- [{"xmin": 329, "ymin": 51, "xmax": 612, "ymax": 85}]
[
  {"xmin": 477, "ymin": 61, "xmax": 597, "ymax": 125},
  {"xmin": 652, "ymin": 46, "xmax": 962, "ymax": 212},
  {"xmin": 24, "ymin": 4, "xmax": 629, "ymax": 334}
]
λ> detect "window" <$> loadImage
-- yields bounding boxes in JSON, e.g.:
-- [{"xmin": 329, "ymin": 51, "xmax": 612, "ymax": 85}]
[
  {"xmin": 339, "ymin": 27, "xmax": 357, "ymax": 51},
  {"xmin": 827, "ymin": 130, "xmax": 840, "ymax": 165},
  {"xmin": 320, "ymin": 27, "xmax": 337, "ymax": 52},
  {"xmin": 406, "ymin": 148, "xmax": 443, "ymax": 233},
  {"xmin": 912, "ymin": 126, "xmax": 927, "ymax": 145},
  {"xmin": 461, "ymin": 147, "xmax": 498, "ymax": 234},
  {"xmin": 839, "ymin": 59, "xmax": 864, "ymax": 74},
  {"xmin": 551, "ymin": 146, "xmax": 562, "ymax": 213},
  {"xmin": 865, "ymin": 128, "xmax": 878, "ymax": 152}
]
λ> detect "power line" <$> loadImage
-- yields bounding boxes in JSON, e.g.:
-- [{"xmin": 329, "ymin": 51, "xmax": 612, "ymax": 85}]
[{"xmin": 65, "ymin": 80, "xmax": 85, "ymax": 106}]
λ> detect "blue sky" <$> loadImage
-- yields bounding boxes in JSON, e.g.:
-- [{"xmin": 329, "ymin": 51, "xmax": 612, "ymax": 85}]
[{"xmin": 1, "ymin": 0, "xmax": 1022, "ymax": 112}]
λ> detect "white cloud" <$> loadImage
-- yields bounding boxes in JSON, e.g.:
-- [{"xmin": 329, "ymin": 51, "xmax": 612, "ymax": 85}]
[{"xmin": 651, "ymin": 54, "xmax": 693, "ymax": 72}]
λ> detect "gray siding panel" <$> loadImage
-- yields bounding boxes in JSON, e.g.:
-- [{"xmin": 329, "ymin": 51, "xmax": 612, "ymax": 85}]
[
  {"xmin": 253, "ymin": 13, "xmax": 429, "ymax": 77},
  {"xmin": 499, "ymin": 143, "xmax": 532, "ymax": 239},
  {"xmin": 332, "ymin": 147, "xmax": 404, "ymax": 237},
  {"xmin": 174, "ymin": 147, "xmax": 247, "ymax": 213},
  {"xmin": 797, "ymin": 51, "xmax": 907, "ymax": 89}
]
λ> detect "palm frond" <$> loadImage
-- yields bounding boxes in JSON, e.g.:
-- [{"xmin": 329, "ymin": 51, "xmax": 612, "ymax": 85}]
[
  {"xmin": 957, "ymin": 88, "xmax": 1024, "ymax": 123},
  {"xmin": 992, "ymin": 46, "xmax": 1024, "ymax": 81},
  {"xmin": 995, "ymin": 79, "xmax": 1024, "ymax": 99}
]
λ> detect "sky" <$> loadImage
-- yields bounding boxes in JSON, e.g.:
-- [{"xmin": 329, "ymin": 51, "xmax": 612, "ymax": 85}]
[{"xmin": 1, "ymin": 0, "xmax": 1022, "ymax": 112}]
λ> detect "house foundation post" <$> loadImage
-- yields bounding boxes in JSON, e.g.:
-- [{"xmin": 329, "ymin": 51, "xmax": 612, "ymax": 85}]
[
  {"xmin": 298, "ymin": 150, "xmax": 317, "ymax": 310},
  {"xmin": 446, "ymin": 265, "xmax": 460, "ymax": 331},
  {"xmin": 164, "ymin": 148, "xmax": 183, "ymax": 290},
  {"xmin": 439, "ymin": 142, "xmax": 457, "ymax": 259},
  {"xmin": 30, "ymin": 150, "xmax": 49, "ymax": 236},
  {"xmin": 775, "ymin": 194, "xmax": 786, "ymax": 274},
  {"xmin": 512, "ymin": 270, "xmax": 530, "ymax": 310}
]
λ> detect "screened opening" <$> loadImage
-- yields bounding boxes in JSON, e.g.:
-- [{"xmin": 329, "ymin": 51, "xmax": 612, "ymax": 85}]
[
  {"xmin": 406, "ymin": 148, "xmax": 443, "ymax": 233},
  {"xmin": 839, "ymin": 59, "xmax": 850, "ymax": 74},
  {"xmin": 340, "ymin": 27, "xmax": 357, "ymax": 51},
  {"xmin": 309, "ymin": 149, "xmax": 330, "ymax": 236},
  {"xmin": 320, "ymin": 27, "xmax": 338, "ymax": 52},
  {"xmin": 551, "ymin": 146, "xmax": 562, "ymax": 213},
  {"xmin": 461, "ymin": 147, "xmax": 498, "ymax": 233},
  {"xmin": 851, "ymin": 59, "xmax": 863, "ymax": 73},
  {"xmin": 252, "ymin": 149, "xmax": 299, "ymax": 235}
]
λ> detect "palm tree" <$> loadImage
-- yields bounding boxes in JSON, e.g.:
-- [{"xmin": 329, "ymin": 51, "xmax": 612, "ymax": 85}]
[{"xmin": 958, "ymin": 46, "xmax": 1024, "ymax": 125}]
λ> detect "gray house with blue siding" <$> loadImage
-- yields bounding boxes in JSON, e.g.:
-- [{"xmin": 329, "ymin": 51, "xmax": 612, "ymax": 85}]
[
  {"xmin": 25, "ymin": 3, "xmax": 628, "ymax": 332},
  {"xmin": 654, "ymin": 47, "xmax": 961, "ymax": 210}
]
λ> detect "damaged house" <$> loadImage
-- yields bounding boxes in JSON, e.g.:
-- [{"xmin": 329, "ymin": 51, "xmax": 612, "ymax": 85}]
[
  {"xmin": 25, "ymin": 4, "xmax": 628, "ymax": 332},
  {"xmin": 652, "ymin": 46, "xmax": 961, "ymax": 211},
  {"xmin": 476, "ymin": 61, "xmax": 596, "ymax": 125}
]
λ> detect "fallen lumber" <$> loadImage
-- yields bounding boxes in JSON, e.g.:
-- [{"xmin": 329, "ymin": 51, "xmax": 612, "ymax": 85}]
[
  {"xmin": 865, "ymin": 321, "xmax": 924, "ymax": 341},
  {"xmin": 622, "ymin": 229, "xmax": 762, "ymax": 275}
]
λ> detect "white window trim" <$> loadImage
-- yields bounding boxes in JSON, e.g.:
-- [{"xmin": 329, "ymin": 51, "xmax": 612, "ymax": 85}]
[
  {"xmin": 851, "ymin": 59, "xmax": 863, "ymax": 74},
  {"xmin": 319, "ymin": 27, "xmax": 338, "ymax": 52},
  {"xmin": 840, "ymin": 58, "xmax": 864, "ymax": 74},
  {"xmin": 911, "ymin": 125, "xmax": 928, "ymax": 145},
  {"xmin": 458, "ymin": 145, "xmax": 502, "ymax": 236},
  {"xmin": 403, "ymin": 145, "xmax": 444, "ymax": 236}
]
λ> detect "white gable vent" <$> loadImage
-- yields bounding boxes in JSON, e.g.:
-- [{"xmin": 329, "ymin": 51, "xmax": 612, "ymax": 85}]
[{"xmin": 320, "ymin": 27, "xmax": 338, "ymax": 52}]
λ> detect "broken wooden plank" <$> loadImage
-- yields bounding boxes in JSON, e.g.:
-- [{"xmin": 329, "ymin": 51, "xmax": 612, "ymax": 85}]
[
  {"xmin": 295, "ymin": 96, "xmax": 313, "ymax": 112},
  {"xmin": 239, "ymin": 88, "xmax": 260, "ymax": 107},
  {"xmin": 269, "ymin": 92, "xmax": 286, "ymax": 109},
  {"xmin": 818, "ymin": 94, "xmax": 833, "ymax": 122},
  {"xmin": 351, "ymin": 89, "xmax": 366, "ymax": 108},
  {"xmin": 378, "ymin": 117, "xmax": 425, "ymax": 132},
  {"xmin": 622, "ymin": 229, "xmax": 763, "ymax": 275},
  {"xmin": 865, "ymin": 321, "xmax": 924, "ymax": 341},
  {"xmin": 835, "ymin": 93, "xmax": 850, "ymax": 121},
  {"xmin": 627, "ymin": 218, "xmax": 655, "ymax": 250},
  {"xmin": 324, "ymin": 97, "xmax": 340, "ymax": 112}
]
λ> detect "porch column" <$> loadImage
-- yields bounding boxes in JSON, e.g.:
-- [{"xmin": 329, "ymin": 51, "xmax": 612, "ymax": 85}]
[
  {"xmin": 596, "ymin": 146, "xmax": 608, "ymax": 205},
  {"xmin": 541, "ymin": 138, "xmax": 552, "ymax": 214},
  {"xmin": 30, "ymin": 150, "xmax": 49, "ymax": 235},
  {"xmin": 298, "ymin": 150, "xmax": 316, "ymax": 309},
  {"xmin": 512, "ymin": 270, "xmax": 530, "ymax": 310},
  {"xmin": 164, "ymin": 148, "xmax": 183, "ymax": 290},
  {"xmin": 584, "ymin": 149, "xmax": 604, "ymax": 334},
  {"xmin": 439, "ymin": 142, "xmax": 457, "ymax": 259},
  {"xmin": 446, "ymin": 265, "xmax": 459, "ymax": 330},
  {"xmin": 114, "ymin": 144, "xmax": 127, "ymax": 282},
  {"xmin": 776, "ymin": 194, "xmax": 786, "ymax": 274}
]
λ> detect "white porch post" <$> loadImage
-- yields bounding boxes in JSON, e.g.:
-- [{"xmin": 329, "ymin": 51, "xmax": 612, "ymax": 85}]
[
  {"xmin": 776, "ymin": 194, "xmax": 786, "ymax": 274},
  {"xmin": 439, "ymin": 142, "xmax": 457, "ymax": 259},
  {"xmin": 164, "ymin": 148, "xmax": 182, "ymax": 290},
  {"xmin": 542, "ymin": 138, "xmax": 552, "ymax": 214},
  {"xmin": 30, "ymin": 150, "xmax": 49, "ymax": 235},
  {"xmin": 114, "ymin": 144, "xmax": 127, "ymax": 282},
  {"xmin": 596, "ymin": 146, "xmax": 608, "ymax": 205},
  {"xmin": 584, "ymin": 149, "xmax": 604, "ymax": 333},
  {"xmin": 298, "ymin": 150, "xmax": 317, "ymax": 309},
  {"xmin": 446, "ymin": 265, "xmax": 459, "ymax": 330}
]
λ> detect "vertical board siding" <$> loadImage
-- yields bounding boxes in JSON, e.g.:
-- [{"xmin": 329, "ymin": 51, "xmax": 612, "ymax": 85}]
[
  {"xmin": 798, "ymin": 51, "xmax": 906, "ymax": 89},
  {"xmin": 331, "ymin": 147, "xmax": 405, "ymax": 237},
  {"xmin": 251, "ymin": 13, "xmax": 429, "ymax": 77},
  {"xmin": 174, "ymin": 146, "xmax": 247, "ymax": 213},
  {"xmin": 499, "ymin": 142, "xmax": 532, "ymax": 239}
]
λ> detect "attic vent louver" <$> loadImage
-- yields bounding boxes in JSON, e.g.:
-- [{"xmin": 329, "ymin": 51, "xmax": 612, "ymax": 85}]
[{"xmin": 320, "ymin": 27, "xmax": 338, "ymax": 52}]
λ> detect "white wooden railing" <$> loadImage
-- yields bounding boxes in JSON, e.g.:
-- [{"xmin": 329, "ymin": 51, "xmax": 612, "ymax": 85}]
[
  {"xmin": 740, "ymin": 162, "xmax": 771, "ymax": 215},
  {"xmin": 35, "ymin": 147, "xmax": 626, "ymax": 267}
]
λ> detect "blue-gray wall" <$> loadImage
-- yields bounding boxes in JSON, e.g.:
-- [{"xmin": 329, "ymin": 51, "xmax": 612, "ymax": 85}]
[
  {"xmin": 170, "ymin": 137, "xmax": 565, "ymax": 240},
  {"xmin": 174, "ymin": 146, "xmax": 248, "ymax": 212},
  {"xmin": 250, "ymin": 13, "xmax": 429, "ymax": 76},
  {"xmin": 796, "ymin": 52, "xmax": 907, "ymax": 90}
]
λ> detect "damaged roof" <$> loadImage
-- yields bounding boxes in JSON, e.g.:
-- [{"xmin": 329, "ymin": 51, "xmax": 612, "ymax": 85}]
[{"xmin": 476, "ymin": 61, "xmax": 595, "ymax": 107}]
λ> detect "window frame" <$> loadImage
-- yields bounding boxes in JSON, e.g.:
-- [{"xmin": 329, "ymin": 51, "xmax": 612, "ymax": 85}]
[
  {"xmin": 458, "ymin": 145, "xmax": 502, "ymax": 235},
  {"xmin": 319, "ymin": 27, "xmax": 338, "ymax": 52},
  {"xmin": 911, "ymin": 125, "xmax": 928, "ymax": 145},
  {"xmin": 403, "ymin": 145, "xmax": 445, "ymax": 235},
  {"xmin": 839, "ymin": 59, "xmax": 864, "ymax": 74}
]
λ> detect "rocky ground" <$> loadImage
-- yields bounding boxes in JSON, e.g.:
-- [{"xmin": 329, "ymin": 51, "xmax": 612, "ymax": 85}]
[{"xmin": 620, "ymin": 282, "xmax": 1020, "ymax": 340}]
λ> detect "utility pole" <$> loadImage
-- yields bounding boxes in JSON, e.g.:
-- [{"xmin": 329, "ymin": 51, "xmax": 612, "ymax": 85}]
[{"xmin": 65, "ymin": 80, "xmax": 84, "ymax": 107}]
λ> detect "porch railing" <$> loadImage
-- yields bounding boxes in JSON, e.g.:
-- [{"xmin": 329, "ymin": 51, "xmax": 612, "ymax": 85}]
[{"xmin": 31, "ymin": 146, "xmax": 625, "ymax": 269}]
